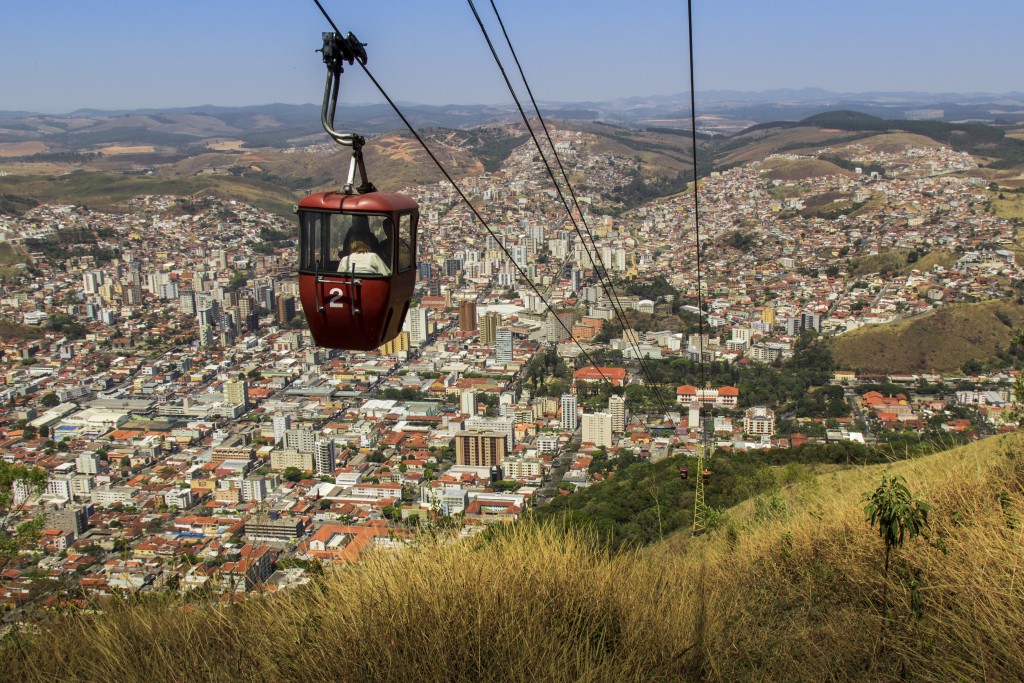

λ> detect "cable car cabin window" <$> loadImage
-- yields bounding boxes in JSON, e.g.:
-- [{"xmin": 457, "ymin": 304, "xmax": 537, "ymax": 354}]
[
  {"xmin": 397, "ymin": 212, "xmax": 415, "ymax": 272},
  {"xmin": 299, "ymin": 211, "xmax": 394, "ymax": 277},
  {"xmin": 299, "ymin": 211, "xmax": 325, "ymax": 272}
]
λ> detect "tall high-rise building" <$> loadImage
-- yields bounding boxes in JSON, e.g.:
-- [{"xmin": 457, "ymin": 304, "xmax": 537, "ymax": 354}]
[
  {"xmin": 379, "ymin": 331, "xmax": 410, "ymax": 356},
  {"xmin": 284, "ymin": 428, "xmax": 317, "ymax": 453},
  {"xmin": 276, "ymin": 295, "xmax": 296, "ymax": 325},
  {"xmin": 444, "ymin": 258, "xmax": 462, "ymax": 277},
  {"xmin": 82, "ymin": 271, "xmax": 103, "ymax": 295},
  {"xmin": 609, "ymin": 395, "xmax": 627, "ymax": 433},
  {"xmin": 158, "ymin": 281, "xmax": 179, "ymax": 301},
  {"xmin": 466, "ymin": 415, "xmax": 515, "ymax": 450},
  {"xmin": 126, "ymin": 264, "xmax": 143, "ymax": 306},
  {"xmin": 196, "ymin": 292, "xmax": 218, "ymax": 326},
  {"xmin": 480, "ymin": 311, "xmax": 501, "ymax": 346},
  {"xmin": 460, "ymin": 390, "xmax": 477, "ymax": 416},
  {"xmin": 582, "ymin": 412, "xmax": 614, "ymax": 448},
  {"xmin": 272, "ymin": 414, "xmax": 292, "ymax": 443},
  {"xmin": 224, "ymin": 379, "xmax": 249, "ymax": 409},
  {"xmin": 543, "ymin": 312, "xmax": 573, "ymax": 342},
  {"xmin": 560, "ymin": 394, "xmax": 578, "ymax": 432},
  {"xmin": 178, "ymin": 290, "xmax": 196, "ymax": 316},
  {"xmin": 254, "ymin": 279, "xmax": 276, "ymax": 312},
  {"xmin": 458, "ymin": 299, "xmax": 478, "ymax": 333},
  {"xmin": 197, "ymin": 323, "xmax": 216, "ymax": 348},
  {"xmin": 786, "ymin": 312, "xmax": 821, "ymax": 337},
  {"xmin": 313, "ymin": 440, "xmax": 336, "ymax": 475},
  {"xmin": 238, "ymin": 295, "xmax": 259, "ymax": 332},
  {"xmin": 455, "ymin": 432, "xmax": 508, "ymax": 467},
  {"xmin": 405, "ymin": 306, "xmax": 429, "ymax": 346},
  {"xmin": 495, "ymin": 328, "xmax": 513, "ymax": 364}
]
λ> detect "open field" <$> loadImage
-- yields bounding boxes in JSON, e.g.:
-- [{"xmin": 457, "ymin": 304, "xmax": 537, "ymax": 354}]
[
  {"xmin": 0, "ymin": 142, "xmax": 47, "ymax": 157},
  {"xmin": 830, "ymin": 298, "xmax": 1024, "ymax": 374},
  {"xmin": 205, "ymin": 140, "xmax": 246, "ymax": 151},
  {"xmin": 96, "ymin": 145, "xmax": 156, "ymax": 155}
]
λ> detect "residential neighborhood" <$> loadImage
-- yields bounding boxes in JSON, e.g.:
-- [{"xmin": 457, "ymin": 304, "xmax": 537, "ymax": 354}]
[{"xmin": 1, "ymin": 129, "xmax": 1020, "ymax": 609}]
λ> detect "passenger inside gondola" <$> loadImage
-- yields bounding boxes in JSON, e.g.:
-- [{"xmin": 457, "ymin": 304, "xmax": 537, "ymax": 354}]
[{"xmin": 336, "ymin": 215, "xmax": 392, "ymax": 276}]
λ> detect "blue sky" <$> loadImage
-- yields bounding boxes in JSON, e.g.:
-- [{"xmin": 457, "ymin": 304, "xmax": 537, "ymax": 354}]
[{"xmin": 2, "ymin": 1, "xmax": 1023, "ymax": 113}]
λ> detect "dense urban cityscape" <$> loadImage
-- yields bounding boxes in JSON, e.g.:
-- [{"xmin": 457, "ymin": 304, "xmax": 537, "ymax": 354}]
[{"xmin": 1, "ymin": 119, "xmax": 1020, "ymax": 607}]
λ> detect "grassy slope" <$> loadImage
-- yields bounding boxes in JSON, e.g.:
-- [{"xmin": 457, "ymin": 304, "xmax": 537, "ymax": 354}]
[
  {"xmin": 0, "ymin": 242, "xmax": 30, "ymax": 283},
  {"xmin": 4, "ymin": 435, "xmax": 1024, "ymax": 682},
  {"xmin": 830, "ymin": 298, "xmax": 1024, "ymax": 374},
  {"xmin": 850, "ymin": 249, "xmax": 909, "ymax": 276},
  {"xmin": 898, "ymin": 250, "xmax": 957, "ymax": 275},
  {"xmin": 760, "ymin": 157, "xmax": 855, "ymax": 181}
]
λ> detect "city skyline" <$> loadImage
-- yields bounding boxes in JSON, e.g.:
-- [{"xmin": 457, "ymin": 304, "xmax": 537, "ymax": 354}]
[{"xmin": 3, "ymin": 1, "xmax": 1024, "ymax": 113}]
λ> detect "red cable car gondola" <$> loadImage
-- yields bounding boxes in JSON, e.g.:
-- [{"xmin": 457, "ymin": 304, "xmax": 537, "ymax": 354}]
[
  {"xmin": 297, "ymin": 32, "xmax": 419, "ymax": 351},
  {"xmin": 679, "ymin": 467, "xmax": 689, "ymax": 481}
]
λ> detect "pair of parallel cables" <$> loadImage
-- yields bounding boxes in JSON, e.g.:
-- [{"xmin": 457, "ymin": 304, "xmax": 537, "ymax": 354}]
[{"xmin": 311, "ymin": 0, "xmax": 712, "ymax": 431}]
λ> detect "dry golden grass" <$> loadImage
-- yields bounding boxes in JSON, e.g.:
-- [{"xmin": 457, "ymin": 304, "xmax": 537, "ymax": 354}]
[{"xmin": 4, "ymin": 436, "xmax": 1024, "ymax": 682}]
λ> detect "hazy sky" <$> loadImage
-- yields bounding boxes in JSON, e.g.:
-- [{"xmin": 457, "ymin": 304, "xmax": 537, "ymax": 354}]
[{"xmin": 3, "ymin": 0, "xmax": 1023, "ymax": 113}]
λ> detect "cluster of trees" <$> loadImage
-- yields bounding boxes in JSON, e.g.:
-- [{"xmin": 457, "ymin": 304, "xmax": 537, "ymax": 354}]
[
  {"xmin": 723, "ymin": 230, "xmax": 755, "ymax": 252},
  {"xmin": 0, "ymin": 462, "xmax": 47, "ymax": 572},
  {"xmin": 379, "ymin": 388, "xmax": 430, "ymax": 402},
  {"xmin": 46, "ymin": 313, "xmax": 87, "ymax": 340},
  {"xmin": 252, "ymin": 226, "xmax": 294, "ymax": 255},
  {"xmin": 613, "ymin": 334, "xmax": 840, "ymax": 418},
  {"xmin": 619, "ymin": 275, "xmax": 679, "ymax": 301},
  {"xmin": 602, "ymin": 168, "xmax": 695, "ymax": 213},
  {"xmin": 0, "ymin": 193, "xmax": 39, "ymax": 216},
  {"xmin": 522, "ymin": 347, "xmax": 572, "ymax": 398},
  {"xmin": 442, "ymin": 127, "xmax": 529, "ymax": 173}
]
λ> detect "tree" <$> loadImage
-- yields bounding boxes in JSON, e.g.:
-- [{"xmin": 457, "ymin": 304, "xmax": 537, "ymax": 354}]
[
  {"xmin": 0, "ymin": 462, "xmax": 47, "ymax": 572},
  {"xmin": 39, "ymin": 393, "xmax": 59, "ymax": 407},
  {"xmin": 862, "ymin": 474, "xmax": 930, "ymax": 614},
  {"xmin": 961, "ymin": 358, "xmax": 983, "ymax": 375},
  {"xmin": 282, "ymin": 467, "xmax": 304, "ymax": 483}
]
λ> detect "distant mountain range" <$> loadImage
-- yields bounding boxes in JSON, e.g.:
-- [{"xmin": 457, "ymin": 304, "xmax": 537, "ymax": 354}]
[{"xmin": 3, "ymin": 90, "xmax": 1024, "ymax": 147}]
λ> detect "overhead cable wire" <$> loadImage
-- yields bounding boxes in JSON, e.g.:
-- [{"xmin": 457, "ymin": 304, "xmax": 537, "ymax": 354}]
[
  {"xmin": 687, "ymin": 0, "xmax": 714, "ymax": 451},
  {"xmin": 310, "ymin": 0, "xmax": 645, "ymax": 418},
  {"xmin": 468, "ymin": 0, "xmax": 664, "ymax": 397},
  {"xmin": 687, "ymin": 0, "xmax": 708, "ymax": 391},
  {"xmin": 468, "ymin": 0, "xmax": 676, "ymax": 419}
]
